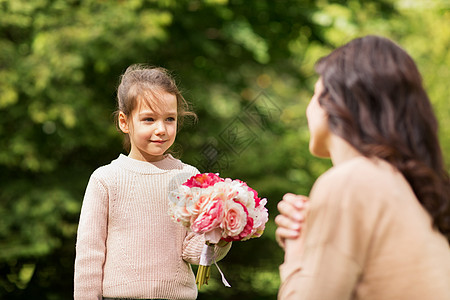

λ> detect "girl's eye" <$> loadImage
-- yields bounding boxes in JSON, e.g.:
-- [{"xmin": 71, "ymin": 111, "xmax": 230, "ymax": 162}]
[
  {"xmin": 144, "ymin": 118, "xmax": 154, "ymax": 122},
  {"xmin": 166, "ymin": 117, "xmax": 176, "ymax": 122}
]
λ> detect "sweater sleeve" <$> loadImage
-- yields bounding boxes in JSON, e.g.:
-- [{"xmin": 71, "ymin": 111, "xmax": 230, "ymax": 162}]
[
  {"xmin": 182, "ymin": 232, "xmax": 232, "ymax": 265},
  {"xmin": 74, "ymin": 174, "xmax": 109, "ymax": 300},
  {"xmin": 278, "ymin": 169, "xmax": 372, "ymax": 300}
]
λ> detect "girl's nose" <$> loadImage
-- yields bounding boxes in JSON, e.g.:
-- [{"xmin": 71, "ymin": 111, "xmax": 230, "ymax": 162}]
[{"xmin": 154, "ymin": 121, "xmax": 166, "ymax": 135}]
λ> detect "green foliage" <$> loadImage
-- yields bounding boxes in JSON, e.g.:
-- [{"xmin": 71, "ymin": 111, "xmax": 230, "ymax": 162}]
[{"xmin": 0, "ymin": 0, "xmax": 448, "ymax": 299}]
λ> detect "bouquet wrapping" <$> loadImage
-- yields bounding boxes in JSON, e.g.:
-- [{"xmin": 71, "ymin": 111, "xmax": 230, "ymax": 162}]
[{"xmin": 168, "ymin": 173, "xmax": 269, "ymax": 289}]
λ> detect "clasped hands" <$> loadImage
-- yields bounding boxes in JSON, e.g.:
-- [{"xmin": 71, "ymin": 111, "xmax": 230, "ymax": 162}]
[{"xmin": 275, "ymin": 193, "xmax": 309, "ymax": 249}]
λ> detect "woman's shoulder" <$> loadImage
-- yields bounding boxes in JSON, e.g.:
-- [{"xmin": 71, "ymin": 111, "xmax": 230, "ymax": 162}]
[
  {"xmin": 316, "ymin": 156, "xmax": 396, "ymax": 187},
  {"xmin": 311, "ymin": 156, "xmax": 408, "ymax": 207}
]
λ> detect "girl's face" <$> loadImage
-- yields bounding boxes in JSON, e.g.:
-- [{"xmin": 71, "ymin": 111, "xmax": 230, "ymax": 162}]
[
  {"xmin": 306, "ymin": 78, "xmax": 331, "ymax": 158},
  {"xmin": 119, "ymin": 91, "xmax": 178, "ymax": 162}
]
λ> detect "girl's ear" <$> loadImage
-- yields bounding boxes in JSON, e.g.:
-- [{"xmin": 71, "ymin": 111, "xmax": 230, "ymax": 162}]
[{"xmin": 118, "ymin": 111, "xmax": 130, "ymax": 133}]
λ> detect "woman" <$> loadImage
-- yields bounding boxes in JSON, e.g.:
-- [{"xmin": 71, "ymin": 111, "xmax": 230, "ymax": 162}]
[{"xmin": 276, "ymin": 35, "xmax": 450, "ymax": 299}]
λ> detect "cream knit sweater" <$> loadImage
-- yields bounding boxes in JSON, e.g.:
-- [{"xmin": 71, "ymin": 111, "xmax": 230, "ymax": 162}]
[{"xmin": 74, "ymin": 154, "xmax": 231, "ymax": 300}]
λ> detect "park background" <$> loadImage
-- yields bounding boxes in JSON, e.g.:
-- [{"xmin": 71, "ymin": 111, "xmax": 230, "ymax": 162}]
[{"xmin": 1, "ymin": 0, "xmax": 449, "ymax": 299}]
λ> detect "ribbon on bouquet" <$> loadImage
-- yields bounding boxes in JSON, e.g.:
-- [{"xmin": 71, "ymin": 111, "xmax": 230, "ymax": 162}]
[{"xmin": 196, "ymin": 242, "xmax": 231, "ymax": 289}]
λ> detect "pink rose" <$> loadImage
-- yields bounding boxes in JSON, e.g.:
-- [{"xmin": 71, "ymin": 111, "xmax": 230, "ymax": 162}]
[
  {"xmin": 239, "ymin": 217, "xmax": 254, "ymax": 241},
  {"xmin": 192, "ymin": 190, "xmax": 213, "ymax": 215},
  {"xmin": 183, "ymin": 173, "xmax": 224, "ymax": 188},
  {"xmin": 223, "ymin": 216, "xmax": 254, "ymax": 242},
  {"xmin": 191, "ymin": 198, "xmax": 224, "ymax": 234},
  {"xmin": 212, "ymin": 181, "xmax": 239, "ymax": 201},
  {"xmin": 221, "ymin": 200, "xmax": 247, "ymax": 238},
  {"xmin": 236, "ymin": 179, "xmax": 261, "ymax": 207},
  {"xmin": 222, "ymin": 200, "xmax": 254, "ymax": 242},
  {"xmin": 250, "ymin": 198, "xmax": 268, "ymax": 238}
]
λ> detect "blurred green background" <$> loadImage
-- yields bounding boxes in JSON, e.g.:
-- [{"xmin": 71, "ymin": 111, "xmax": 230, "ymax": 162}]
[{"xmin": 1, "ymin": 0, "xmax": 449, "ymax": 299}]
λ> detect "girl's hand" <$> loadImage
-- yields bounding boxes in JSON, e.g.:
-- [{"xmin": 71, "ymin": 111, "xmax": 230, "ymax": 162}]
[{"xmin": 275, "ymin": 193, "xmax": 309, "ymax": 249}]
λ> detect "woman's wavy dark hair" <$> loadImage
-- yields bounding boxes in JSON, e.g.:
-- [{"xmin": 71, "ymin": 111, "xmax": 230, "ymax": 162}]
[{"xmin": 315, "ymin": 35, "xmax": 450, "ymax": 242}]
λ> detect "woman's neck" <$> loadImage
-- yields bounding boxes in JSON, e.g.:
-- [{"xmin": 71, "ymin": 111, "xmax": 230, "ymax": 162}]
[{"xmin": 328, "ymin": 134, "xmax": 363, "ymax": 166}]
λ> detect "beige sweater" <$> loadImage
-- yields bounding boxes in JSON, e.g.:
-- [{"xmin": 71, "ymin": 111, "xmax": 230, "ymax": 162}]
[
  {"xmin": 279, "ymin": 156, "xmax": 450, "ymax": 300},
  {"xmin": 74, "ymin": 154, "xmax": 231, "ymax": 300}
]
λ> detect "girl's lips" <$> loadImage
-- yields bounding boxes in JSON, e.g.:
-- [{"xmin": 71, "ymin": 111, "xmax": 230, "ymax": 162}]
[{"xmin": 151, "ymin": 140, "xmax": 166, "ymax": 144}]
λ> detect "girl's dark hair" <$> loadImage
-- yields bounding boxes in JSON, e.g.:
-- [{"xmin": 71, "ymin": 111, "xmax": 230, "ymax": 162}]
[
  {"xmin": 315, "ymin": 35, "xmax": 450, "ymax": 242},
  {"xmin": 114, "ymin": 64, "xmax": 197, "ymax": 152}
]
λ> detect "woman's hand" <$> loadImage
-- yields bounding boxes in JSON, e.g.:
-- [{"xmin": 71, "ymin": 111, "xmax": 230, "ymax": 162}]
[{"xmin": 275, "ymin": 193, "xmax": 309, "ymax": 249}]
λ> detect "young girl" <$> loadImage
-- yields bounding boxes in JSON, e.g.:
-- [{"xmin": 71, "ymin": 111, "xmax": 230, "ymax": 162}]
[
  {"xmin": 74, "ymin": 65, "xmax": 231, "ymax": 300},
  {"xmin": 275, "ymin": 36, "xmax": 450, "ymax": 299}
]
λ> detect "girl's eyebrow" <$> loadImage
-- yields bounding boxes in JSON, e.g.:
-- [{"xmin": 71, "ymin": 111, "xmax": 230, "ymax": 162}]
[
  {"xmin": 138, "ymin": 111, "xmax": 156, "ymax": 116},
  {"xmin": 139, "ymin": 110, "xmax": 177, "ymax": 117}
]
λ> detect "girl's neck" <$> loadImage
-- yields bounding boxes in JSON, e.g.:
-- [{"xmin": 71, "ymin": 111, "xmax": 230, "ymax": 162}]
[{"xmin": 128, "ymin": 147, "xmax": 166, "ymax": 162}]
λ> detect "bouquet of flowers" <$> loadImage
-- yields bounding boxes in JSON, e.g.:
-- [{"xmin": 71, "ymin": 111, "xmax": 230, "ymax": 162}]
[{"xmin": 168, "ymin": 173, "xmax": 269, "ymax": 289}]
